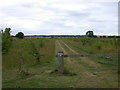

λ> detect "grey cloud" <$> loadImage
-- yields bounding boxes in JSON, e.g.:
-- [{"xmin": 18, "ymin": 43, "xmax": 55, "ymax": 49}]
[
  {"xmin": 66, "ymin": 11, "xmax": 91, "ymax": 18},
  {"xmin": 21, "ymin": 3, "xmax": 34, "ymax": 8},
  {"xmin": 0, "ymin": 1, "xmax": 118, "ymax": 35}
]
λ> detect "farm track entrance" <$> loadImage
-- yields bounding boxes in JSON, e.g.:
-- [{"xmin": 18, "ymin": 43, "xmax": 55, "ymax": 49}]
[
  {"xmin": 57, "ymin": 40, "xmax": 103, "ymax": 68},
  {"xmin": 56, "ymin": 40, "xmax": 103, "ymax": 77},
  {"xmin": 56, "ymin": 39, "xmax": 118, "ymax": 76}
]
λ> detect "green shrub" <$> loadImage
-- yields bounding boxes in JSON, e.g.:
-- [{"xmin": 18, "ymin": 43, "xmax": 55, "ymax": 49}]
[
  {"xmin": 2, "ymin": 28, "xmax": 12, "ymax": 54},
  {"xmin": 16, "ymin": 32, "xmax": 24, "ymax": 39}
]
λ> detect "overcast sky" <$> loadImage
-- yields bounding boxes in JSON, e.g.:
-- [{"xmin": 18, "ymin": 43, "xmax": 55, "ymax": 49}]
[{"xmin": 0, "ymin": 0, "xmax": 119, "ymax": 35}]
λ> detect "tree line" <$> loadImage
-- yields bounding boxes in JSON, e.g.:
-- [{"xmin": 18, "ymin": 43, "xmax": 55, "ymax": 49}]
[{"xmin": 1, "ymin": 28, "xmax": 119, "ymax": 54}]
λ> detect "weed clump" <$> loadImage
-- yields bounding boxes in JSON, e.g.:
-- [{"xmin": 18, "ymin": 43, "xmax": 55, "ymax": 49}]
[
  {"xmin": 17, "ymin": 70, "xmax": 34, "ymax": 79},
  {"xmin": 63, "ymin": 68, "xmax": 77, "ymax": 76},
  {"xmin": 50, "ymin": 68, "xmax": 77, "ymax": 76},
  {"xmin": 50, "ymin": 69, "xmax": 58, "ymax": 74},
  {"xmin": 94, "ymin": 42, "xmax": 102, "ymax": 50},
  {"xmin": 19, "ymin": 70, "xmax": 30, "ymax": 77}
]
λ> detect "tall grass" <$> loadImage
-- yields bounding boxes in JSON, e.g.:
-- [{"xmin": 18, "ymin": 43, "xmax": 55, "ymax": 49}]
[
  {"xmin": 2, "ymin": 38, "xmax": 55, "ymax": 70},
  {"xmin": 65, "ymin": 37, "xmax": 118, "ymax": 54},
  {"xmin": 62, "ymin": 37, "xmax": 118, "ymax": 68}
]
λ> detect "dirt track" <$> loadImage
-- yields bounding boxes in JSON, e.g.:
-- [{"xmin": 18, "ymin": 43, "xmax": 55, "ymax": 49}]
[
  {"xmin": 60, "ymin": 41, "xmax": 79, "ymax": 54},
  {"xmin": 56, "ymin": 39, "xmax": 102, "ymax": 77},
  {"xmin": 60, "ymin": 40, "xmax": 101, "ymax": 68},
  {"xmin": 57, "ymin": 40, "xmax": 71, "ymax": 64}
]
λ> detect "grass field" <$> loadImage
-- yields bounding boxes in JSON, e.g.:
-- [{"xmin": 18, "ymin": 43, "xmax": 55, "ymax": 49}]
[
  {"xmin": 2, "ymin": 38, "xmax": 55, "ymax": 69},
  {"xmin": 2, "ymin": 37, "xmax": 119, "ymax": 88}
]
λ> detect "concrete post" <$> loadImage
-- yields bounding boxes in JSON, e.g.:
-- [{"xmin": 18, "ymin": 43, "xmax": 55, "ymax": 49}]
[{"xmin": 57, "ymin": 50, "xmax": 64, "ymax": 73}]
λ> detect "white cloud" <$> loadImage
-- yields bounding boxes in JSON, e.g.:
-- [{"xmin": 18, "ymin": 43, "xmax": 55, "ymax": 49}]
[
  {"xmin": 64, "ymin": 21, "xmax": 79, "ymax": 27},
  {"xmin": 51, "ymin": 4, "xmax": 89, "ymax": 11},
  {"xmin": 0, "ymin": 0, "xmax": 118, "ymax": 35},
  {"xmin": 4, "ymin": 17, "xmax": 43, "ymax": 30}
]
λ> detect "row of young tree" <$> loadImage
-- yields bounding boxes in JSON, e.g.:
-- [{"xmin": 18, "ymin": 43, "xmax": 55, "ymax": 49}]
[
  {"xmin": 2, "ymin": 28, "xmax": 12, "ymax": 54},
  {"xmin": 1, "ymin": 28, "xmax": 24, "ymax": 54}
]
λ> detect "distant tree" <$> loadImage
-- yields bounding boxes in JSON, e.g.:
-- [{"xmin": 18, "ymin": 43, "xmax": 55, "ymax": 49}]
[
  {"xmin": 93, "ymin": 35, "xmax": 97, "ymax": 38},
  {"xmin": 86, "ymin": 31, "xmax": 94, "ymax": 37},
  {"xmin": 16, "ymin": 32, "xmax": 24, "ymax": 39},
  {"xmin": 108, "ymin": 36, "xmax": 112, "ymax": 38},
  {"xmin": 51, "ymin": 36, "xmax": 54, "ymax": 38},
  {"xmin": 2, "ymin": 28, "xmax": 12, "ymax": 54},
  {"xmin": 103, "ymin": 36, "xmax": 106, "ymax": 38}
]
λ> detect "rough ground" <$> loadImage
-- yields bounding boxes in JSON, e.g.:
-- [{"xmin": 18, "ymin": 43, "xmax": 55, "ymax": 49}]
[{"xmin": 2, "ymin": 38, "xmax": 118, "ymax": 88}]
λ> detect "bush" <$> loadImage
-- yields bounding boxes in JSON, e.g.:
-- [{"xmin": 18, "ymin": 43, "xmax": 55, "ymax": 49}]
[
  {"xmin": 2, "ymin": 28, "xmax": 12, "ymax": 54},
  {"xmin": 16, "ymin": 32, "xmax": 24, "ymax": 39},
  {"xmin": 86, "ymin": 31, "xmax": 94, "ymax": 37}
]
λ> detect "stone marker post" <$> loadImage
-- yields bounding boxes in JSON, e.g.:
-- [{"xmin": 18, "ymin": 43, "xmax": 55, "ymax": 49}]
[
  {"xmin": 57, "ymin": 50, "xmax": 64, "ymax": 73},
  {"xmin": 19, "ymin": 58, "xmax": 23, "ymax": 72}
]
